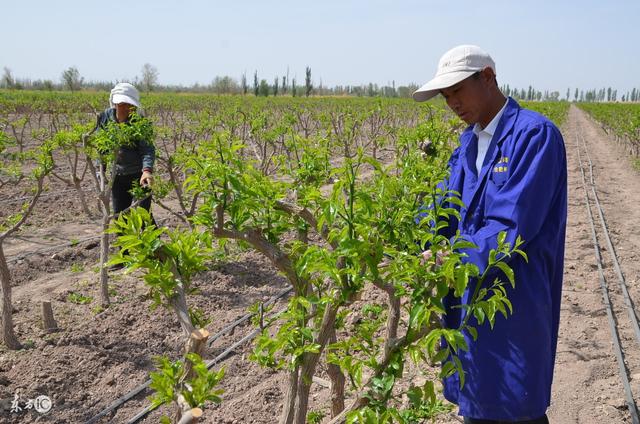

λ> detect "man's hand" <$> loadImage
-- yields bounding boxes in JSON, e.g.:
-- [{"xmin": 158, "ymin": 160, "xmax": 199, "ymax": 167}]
[{"xmin": 140, "ymin": 170, "xmax": 153, "ymax": 188}]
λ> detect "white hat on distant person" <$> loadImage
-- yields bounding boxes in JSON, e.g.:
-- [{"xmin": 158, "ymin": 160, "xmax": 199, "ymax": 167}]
[
  {"xmin": 413, "ymin": 45, "xmax": 496, "ymax": 102},
  {"xmin": 109, "ymin": 82, "xmax": 141, "ymax": 108}
]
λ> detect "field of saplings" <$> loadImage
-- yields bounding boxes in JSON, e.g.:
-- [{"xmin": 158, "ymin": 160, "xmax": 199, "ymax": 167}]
[
  {"xmin": 0, "ymin": 91, "xmax": 569, "ymax": 423},
  {"xmin": 578, "ymin": 102, "xmax": 640, "ymax": 157}
]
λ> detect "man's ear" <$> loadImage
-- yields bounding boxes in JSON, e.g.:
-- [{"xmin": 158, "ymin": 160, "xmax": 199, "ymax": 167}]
[
  {"xmin": 480, "ymin": 67, "xmax": 499, "ymax": 89},
  {"xmin": 480, "ymin": 67, "xmax": 495, "ymax": 83}
]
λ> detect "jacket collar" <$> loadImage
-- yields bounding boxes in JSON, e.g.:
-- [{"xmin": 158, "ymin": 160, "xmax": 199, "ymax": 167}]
[
  {"xmin": 477, "ymin": 96, "xmax": 520, "ymax": 177},
  {"xmin": 459, "ymin": 97, "xmax": 521, "ymax": 211},
  {"xmin": 472, "ymin": 98, "xmax": 509, "ymax": 138}
]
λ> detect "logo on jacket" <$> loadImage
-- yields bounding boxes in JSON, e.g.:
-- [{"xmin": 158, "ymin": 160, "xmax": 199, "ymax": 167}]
[{"xmin": 493, "ymin": 156, "xmax": 509, "ymax": 173}]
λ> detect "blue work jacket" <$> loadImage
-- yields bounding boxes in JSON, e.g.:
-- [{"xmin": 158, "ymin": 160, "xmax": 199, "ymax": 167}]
[{"xmin": 439, "ymin": 97, "xmax": 567, "ymax": 420}]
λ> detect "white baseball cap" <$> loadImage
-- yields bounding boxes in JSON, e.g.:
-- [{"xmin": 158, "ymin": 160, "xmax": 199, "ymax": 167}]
[
  {"xmin": 109, "ymin": 82, "xmax": 141, "ymax": 108},
  {"xmin": 413, "ymin": 45, "xmax": 496, "ymax": 102}
]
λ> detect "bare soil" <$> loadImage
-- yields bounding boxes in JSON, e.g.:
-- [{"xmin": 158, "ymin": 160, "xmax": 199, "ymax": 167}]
[
  {"xmin": 545, "ymin": 106, "xmax": 640, "ymax": 424},
  {"xmin": 1, "ymin": 105, "xmax": 640, "ymax": 423}
]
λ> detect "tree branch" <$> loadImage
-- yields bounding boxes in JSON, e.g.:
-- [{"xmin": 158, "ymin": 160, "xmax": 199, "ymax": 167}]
[
  {"xmin": 154, "ymin": 198, "xmax": 190, "ymax": 226},
  {"xmin": 0, "ymin": 175, "xmax": 45, "ymax": 241},
  {"xmin": 212, "ymin": 204, "xmax": 305, "ymax": 291},
  {"xmin": 274, "ymin": 200, "xmax": 336, "ymax": 249},
  {"xmin": 371, "ymin": 278, "xmax": 400, "ymax": 358},
  {"xmin": 327, "ymin": 317, "xmax": 441, "ymax": 424}
]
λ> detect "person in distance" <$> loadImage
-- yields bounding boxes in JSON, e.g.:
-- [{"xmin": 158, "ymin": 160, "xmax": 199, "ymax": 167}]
[{"xmin": 94, "ymin": 82, "xmax": 155, "ymax": 215}]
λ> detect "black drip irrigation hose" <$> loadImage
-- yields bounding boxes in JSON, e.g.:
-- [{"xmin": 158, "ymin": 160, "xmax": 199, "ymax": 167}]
[
  {"xmin": 575, "ymin": 126, "xmax": 640, "ymax": 424},
  {"xmin": 0, "ymin": 188, "xmax": 95, "ymax": 205},
  {"xmin": 1, "ymin": 169, "xmax": 172, "ymax": 206},
  {"xmin": 6, "ymin": 234, "xmax": 102, "ymax": 264},
  {"xmin": 5, "ymin": 213, "xmax": 176, "ymax": 265},
  {"xmin": 579, "ymin": 132, "xmax": 640, "ymax": 346},
  {"xmin": 85, "ymin": 286, "xmax": 292, "ymax": 424}
]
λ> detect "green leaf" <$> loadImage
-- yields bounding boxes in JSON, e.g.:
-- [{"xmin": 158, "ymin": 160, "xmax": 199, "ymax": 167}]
[
  {"xmin": 453, "ymin": 355, "xmax": 465, "ymax": 388},
  {"xmin": 494, "ymin": 261, "xmax": 515, "ymax": 287},
  {"xmin": 453, "ymin": 266, "xmax": 469, "ymax": 297},
  {"xmin": 439, "ymin": 361, "xmax": 455, "ymax": 379},
  {"xmin": 432, "ymin": 347, "xmax": 450, "ymax": 364},
  {"xmin": 466, "ymin": 326, "xmax": 478, "ymax": 341}
]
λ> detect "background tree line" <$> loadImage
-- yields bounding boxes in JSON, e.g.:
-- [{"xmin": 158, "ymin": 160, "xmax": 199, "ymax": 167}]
[{"xmin": 2, "ymin": 64, "xmax": 639, "ymax": 102}]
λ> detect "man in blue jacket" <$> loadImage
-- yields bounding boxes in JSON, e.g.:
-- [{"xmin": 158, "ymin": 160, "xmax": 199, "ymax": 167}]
[{"xmin": 413, "ymin": 45, "xmax": 567, "ymax": 423}]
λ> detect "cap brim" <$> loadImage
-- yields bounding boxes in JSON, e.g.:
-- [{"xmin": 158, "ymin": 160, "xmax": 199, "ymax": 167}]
[
  {"xmin": 412, "ymin": 70, "xmax": 477, "ymax": 102},
  {"xmin": 112, "ymin": 93, "xmax": 140, "ymax": 108}
]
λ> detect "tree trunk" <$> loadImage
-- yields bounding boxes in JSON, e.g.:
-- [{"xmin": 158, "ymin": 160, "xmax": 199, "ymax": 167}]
[
  {"xmin": 293, "ymin": 304, "xmax": 340, "ymax": 424},
  {"xmin": 293, "ymin": 376, "xmax": 311, "ymax": 424},
  {"xmin": 327, "ymin": 329, "xmax": 345, "ymax": 417},
  {"xmin": 0, "ymin": 244, "xmax": 21, "ymax": 349},
  {"xmin": 97, "ymin": 159, "xmax": 111, "ymax": 307},
  {"xmin": 74, "ymin": 177, "xmax": 93, "ymax": 219},
  {"xmin": 279, "ymin": 366, "xmax": 299, "ymax": 424},
  {"xmin": 156, "ymin": 248, "xmax": 196, "ymax": 338},
  {"xmin": 168, "ymin": 281, "xmax": 196, "ymax": 337},
  {"xmin": 99, "ymin": 212, "xmax": 111, "ymax": 307}
]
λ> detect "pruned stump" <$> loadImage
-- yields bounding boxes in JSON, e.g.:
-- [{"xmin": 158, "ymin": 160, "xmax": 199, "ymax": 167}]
[
  {"xmin": 185, "ymin": 328, "xmax": 209, "ymax": 356},
  {"xmin": 171, "ymin": 329, "xmax": 211, "ymax": 422},
  {"xmin": 182, "ymin": 328, "xmax": 210, "ymax": 381},
  {"xmin": 41, "ymin": 301, "xmax": 58, "ymax": 333},
  {"xmin": 177, "ymin": 407, "xmax": 203, "ymax": 424}
]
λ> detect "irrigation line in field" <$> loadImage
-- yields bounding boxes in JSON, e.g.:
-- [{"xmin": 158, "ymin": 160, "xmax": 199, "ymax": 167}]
[
  {"xmin": 575, "ymin": 126, "xmax": 640, "ymax": 424},
  {"xmin": 6, "ymin": 234, "xmax": 102, "ymax": 264},
  {"xmin": 125, "ymin": 322, "xmax": 270, "ymax": 424},
  {"xmin": 5, "ymin": 214, "xmax": 177, "ymax": 264},
  {"xmin": 0, "ymin": 188, "xmax": 95, "ymax": 205},
  {"xmin": 205, "ymin": 286, "xmax": 292, "ymax": 348},
  {"xmin": 85, "ymin": 287, "xmax": 292, "ymax": 424},
  {"xmin": 578, "ymin": 131, "xmax": 640, "ymax": 346}
]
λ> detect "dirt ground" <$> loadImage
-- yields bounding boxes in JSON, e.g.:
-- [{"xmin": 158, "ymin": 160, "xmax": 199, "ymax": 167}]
[
  {"xmin": 1, "ymin": 105, "xmax": 640, "ymax": 423},
  {"xmin": 544, "ymin": 105, "xmax": 640, "ymax": 424}
]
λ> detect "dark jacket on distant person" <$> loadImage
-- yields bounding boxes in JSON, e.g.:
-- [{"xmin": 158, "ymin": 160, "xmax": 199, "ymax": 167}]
[{"xmin": 95, "ymin": 108, "xmax": 155, "ymax": 176}]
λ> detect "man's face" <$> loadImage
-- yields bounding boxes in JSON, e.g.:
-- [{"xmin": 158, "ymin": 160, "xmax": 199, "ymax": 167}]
[{"xmin": 440, "ymin": 68, "xmax": 494, "ymax": 126}]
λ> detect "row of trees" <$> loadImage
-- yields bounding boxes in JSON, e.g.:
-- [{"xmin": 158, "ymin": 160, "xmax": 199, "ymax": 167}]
[
  {"xmin": 216, "ymin": 72, "xmax": 419, "ymax": 98},
  {"xmin": 3, "ymin": 66, "xmax": 85, "ymax": 92},
  {"xmin": 2, "ymin": 64, "xmax": 639, "ymax": 102},
  {"xmin": 501, "ymin": 84, "xmax": 640, "ymax": 103},
  {"xmin": 244, "ymin": 67, "xmax": 313, "ymax": 97},
  {"xmin": 1, "ymin": 63, "xmax": 159, "ymax": 93}
]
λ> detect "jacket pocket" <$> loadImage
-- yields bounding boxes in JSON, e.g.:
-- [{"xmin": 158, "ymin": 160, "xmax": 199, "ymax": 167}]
[{"xmin": 489, "ymin": 164, "xmax": 509, "ymax": 187}]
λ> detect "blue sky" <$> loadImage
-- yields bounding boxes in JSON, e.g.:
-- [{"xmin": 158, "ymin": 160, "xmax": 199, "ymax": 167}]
[{"xmin": 2, "ymin": 0, "xmax": 639, "ymax": 95}]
